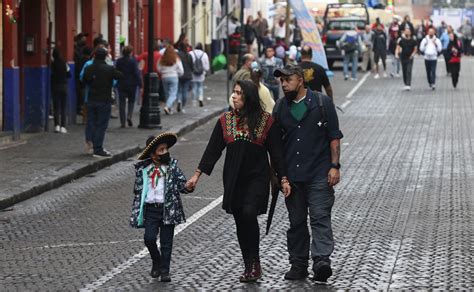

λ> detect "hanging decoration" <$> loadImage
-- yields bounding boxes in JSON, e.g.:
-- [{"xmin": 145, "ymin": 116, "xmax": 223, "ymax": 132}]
[{"xmin": 5, "ymin": 1, "xmax": 21, "ymax": 24}]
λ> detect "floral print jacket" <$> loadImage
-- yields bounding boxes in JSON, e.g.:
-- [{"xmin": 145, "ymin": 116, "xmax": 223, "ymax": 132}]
[{"xmin": 130, "ymin": 158, "xmax": 188, "ymax": 228}]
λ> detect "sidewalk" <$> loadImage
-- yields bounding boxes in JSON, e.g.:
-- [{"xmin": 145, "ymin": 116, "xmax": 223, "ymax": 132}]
[{"xmin": 0, "ymin": 72, "xmax": 229, "ymax": 210}]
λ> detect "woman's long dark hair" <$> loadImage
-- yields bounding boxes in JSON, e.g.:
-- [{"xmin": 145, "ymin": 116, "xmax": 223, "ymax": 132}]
[{"xmin": 235, "ymin": 80, "xmax": 264, "ymax": 140}]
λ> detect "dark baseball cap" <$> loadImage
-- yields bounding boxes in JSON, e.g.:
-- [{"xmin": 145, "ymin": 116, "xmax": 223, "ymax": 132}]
[{"xmin": 273, "ymin": 64, "xmax": 304, "ymax": 78}]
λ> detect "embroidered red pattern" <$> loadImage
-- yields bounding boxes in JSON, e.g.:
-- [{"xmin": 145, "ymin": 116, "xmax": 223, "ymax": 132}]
[{"xmin": 220, "ymin": 111, "xmax": 273, "ymax": 146}]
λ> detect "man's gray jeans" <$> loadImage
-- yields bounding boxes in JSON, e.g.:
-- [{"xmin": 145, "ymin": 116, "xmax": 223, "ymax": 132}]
[{"xmin": 285, "ymin": 179, "xmax": 335, "ymax": 268}]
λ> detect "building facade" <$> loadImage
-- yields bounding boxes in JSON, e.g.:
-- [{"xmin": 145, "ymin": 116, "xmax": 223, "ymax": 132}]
[{"xmin": 2, "ymin": 0, "xmax": 217, "ymax": 137}]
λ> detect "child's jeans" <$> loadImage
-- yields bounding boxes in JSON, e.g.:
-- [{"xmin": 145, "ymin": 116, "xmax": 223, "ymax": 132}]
[{"xmin": 144, "ymin": 203, "xmax": 175, "ymax": 273}]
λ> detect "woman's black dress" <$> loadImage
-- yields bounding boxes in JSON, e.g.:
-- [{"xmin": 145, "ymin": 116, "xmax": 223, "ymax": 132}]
[{"xmin": 198, "ymin": 111, "xmax": 286, "ymax": 215}]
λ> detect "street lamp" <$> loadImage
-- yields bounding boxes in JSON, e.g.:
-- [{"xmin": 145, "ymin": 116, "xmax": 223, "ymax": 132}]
[{"xmin": 139, "ymin": 0, "xmax": 162, "ymax": 129}]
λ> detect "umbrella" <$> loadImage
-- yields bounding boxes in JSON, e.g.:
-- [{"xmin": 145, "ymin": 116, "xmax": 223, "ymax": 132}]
[{"xmin": 266, "ymin": 173, "xmax": 281, "ymax": 235}]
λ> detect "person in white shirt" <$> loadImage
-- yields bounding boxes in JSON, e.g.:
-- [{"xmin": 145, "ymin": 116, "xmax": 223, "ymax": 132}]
[
  {"xmin": 190, "ymin": 43, "xmax": 210, "ymax": 107},
  {"xmin": 157, "ymin": 45, "xmax": 184, "ymax": 114},
  {"xmin": 420, "ymin": 28, "xmax": 442, "ymax": 90}
]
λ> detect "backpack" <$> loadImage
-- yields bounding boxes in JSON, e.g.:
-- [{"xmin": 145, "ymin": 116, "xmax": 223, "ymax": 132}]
[
  {"xmin": 343, "ymin": 34, "xmax": 359, "ymax": 53},
  {"xmin": 193, "ymin": 51, "xmax": 205, "ymax": 75}
]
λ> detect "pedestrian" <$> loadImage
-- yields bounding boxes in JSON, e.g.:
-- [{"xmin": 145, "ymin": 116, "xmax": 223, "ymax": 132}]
[
  {"xmin": 261, "ymin": 29, "xmax": 274, "ymax": 50},
  {"xmin": 420, "ymin": 28, "xmax": 442, "ymax": 90},
  {"xmin": 229, "ymin": 62, "xmax": 275, "ymax": 114},
  {"xmin": 372, "ymin": 23, "xmax": 388, "ymax": 79},
  {"xmin": 439, "ymin": 26, "xmax": 451, "ymax": 75},
  {"xmin": 458, "ymin": 20, "xmax": 472, "ymax": 56},
  {"xmin": 174, "ymin": 33, "xmax": 192, "ymax": 52},
  {"xmin": 361, "ymin": 25, "xmax": 375, "ymax": 73},
  {"xmin": 260, "ymin": 47, "xmax": 284, "ymax": 100},
  {"xmin": 389, "ymin": 18, "xmax": 401, "ymax": 78},
  {"xmin": 228, "ymin": 26, "xmax": 242, "ymax": 76},
  {"xmin": 130, "ymin": 132, "xmax": 193, "ymax": 282},
  {"xmin": 244, "ymin": 16, "xmax": 257, "ymax": 53},
  {"xmin": 83, "ymin": 47, "xmax": 123, "ymax": 157},
  {"xmin": 190, "ymin": 43, "xmax": 210, "ymax": 107},
  {"xmin": 447, "ymin": 32, "xmax": 462, "ymax": 89},
  {"xmin": 273, "ymin": 16, "xmax": 287, "ymax": 44},
  {"xmin": 158, "ymin": 45, "xmax": 184, "ymax": 115},
  {"xmin": 272, "ymin": 64, "xmax": 343, "ymax": 283},
  {"xmin": 396, "ymin": 27, "xmax": 418, "ymax": 91},
  {"xmin": 77, "ymin": 47, "xmax": 92, "ymax": 124},
  {"xmin": 74, "ymin": 33, "xmax": 88, "ymax": 115},
  {"xmin": 186, "ymin": 80, "xmax": 290, "ymax": 283},
  {"xmin": 177, "ymin": 42, "xmax": 194, "ymax": 113},
  {"xmin": 339, "ymin": 27, "xmax": 362, "ymax": 81},
  {"xmin": 399, "ymin": 15, "xmax": 415, "ymax": 37},
  {"xmin": 437, "ymin": 21, "xmax": 448, "ymax": 38},
  {"xmin": 51, "ymin": 47, "xmax": 71, "ymax": 134},
  {"xmin": 115, "ymin": 45, "xmax": 142, "ymax": 128},
  {"xmin": 232, "ymin": 53, "xmax": 255, "ymax": 84},
  {"xmin": 253, "ymin": 11, "xmax": 269, "ymax": 56},
  {"xmin": 299, "ymin": 45, "xmax": 333, "ymax": 99}
]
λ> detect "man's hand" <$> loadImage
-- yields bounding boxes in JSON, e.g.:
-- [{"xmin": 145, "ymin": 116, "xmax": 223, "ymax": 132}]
[{"xmin": 328, "ymin": 168, "xmax": 340, "ymax": 187}]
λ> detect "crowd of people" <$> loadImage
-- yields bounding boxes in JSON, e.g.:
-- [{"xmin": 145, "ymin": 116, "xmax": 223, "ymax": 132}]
[
  {"xmin": 337, "ymin": 15, "xmax": 469, "ymax": 90},
  {"xmin": 67, "ymin": 33, "xmax": 210, "ymax": 157}
]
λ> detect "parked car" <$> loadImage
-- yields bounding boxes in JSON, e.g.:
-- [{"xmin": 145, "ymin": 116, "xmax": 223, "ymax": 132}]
[{"xmin": 322, "ymin": 3, "xmax": 369, "ymax": 69}]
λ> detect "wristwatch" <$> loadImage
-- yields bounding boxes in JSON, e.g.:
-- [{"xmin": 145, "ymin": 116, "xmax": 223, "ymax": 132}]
[{"xmin": 330, "ymin": 163, "xmax": 341, "ymax": 170}]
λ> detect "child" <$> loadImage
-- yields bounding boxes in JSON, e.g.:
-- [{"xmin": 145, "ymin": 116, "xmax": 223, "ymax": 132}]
[{"xmin": 130, "ymin": 132, "xmax": 192, "ymax": 282}]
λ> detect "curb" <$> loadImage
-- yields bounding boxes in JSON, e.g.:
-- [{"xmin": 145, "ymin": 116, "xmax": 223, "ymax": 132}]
[{"xmin": 0, "ymin": 107, "xmax": 226, "ymax": 210}]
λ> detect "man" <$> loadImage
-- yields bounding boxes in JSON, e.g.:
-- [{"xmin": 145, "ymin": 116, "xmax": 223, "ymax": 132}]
[
  {"xmin": 396, "ymin": 27, "xmax": 418, "ymax": 90},
  {"xmin": 389, "ymin": 17, "xmax": 401, "ymax": 77},
  {"xmin": 232, "ymin": 53, "xmax": 255, "ymax": 84},
  {"xmin": 273, "ymin": 64, "xmax": 343, "ymax": 283},
  {"xmin": 458, "ymin": 20, "xmax": 472, "ymax": 56},
  {"xmin": 339, "ymin": 27, "xmax": 362, "ymax": 81},
  {"xmin": 372, "ymin": 23, "xmax": 388, "ymax": 79},
  {"xmin": 420, "ymin": 28, "xmax": 442, "ymax": 90},
  {"xmin": 253, "ymin": 11, "xmax": 269, "ymax": 56},
  {"xmin": 361, "ymin": 25, "xmax": 375, "ymax": 73},
  {"xmin": 400, "ymin": 15, "xmax": 415, "ymax": 37},
  {"xmin": 83, "ymin": 48, "xmax": 123, "ymax": 157},
  {"xmin": 74, "ymin": 33, "xmax": 88, "ymax": 115},
  {"xmin": 261, "ymin": 47, "xmax": 284, "ymax": 100},
  {"xmin": 299, "ymin": 46, "xmax": 333, "ymax": 99}
]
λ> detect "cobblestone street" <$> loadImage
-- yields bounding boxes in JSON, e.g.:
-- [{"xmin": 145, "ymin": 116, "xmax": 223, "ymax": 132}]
[{"xmin": 1, "ymin": 58, "xmax": 473, "ymax": 290}]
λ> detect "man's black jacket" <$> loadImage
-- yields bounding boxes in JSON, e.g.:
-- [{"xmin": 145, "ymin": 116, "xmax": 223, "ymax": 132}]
[{"xmin": 84, "ymin": 59, "xmax": 123, "ymax": 103}]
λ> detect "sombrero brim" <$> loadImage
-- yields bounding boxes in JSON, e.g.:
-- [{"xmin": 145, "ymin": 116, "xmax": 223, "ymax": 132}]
[{"xmin": 137, "ymin": 132, "xmax": 178, "ymax": 160}]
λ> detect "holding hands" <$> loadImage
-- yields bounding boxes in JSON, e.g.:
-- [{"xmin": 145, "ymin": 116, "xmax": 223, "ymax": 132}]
[{"xmin": 185, "ymin": 169, "xmax": 202, "ymax": 192}]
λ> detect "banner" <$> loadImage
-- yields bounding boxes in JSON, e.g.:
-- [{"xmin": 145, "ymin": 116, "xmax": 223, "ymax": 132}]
[{"xmin": 289, "ymin": 0, "xmax": 328, "ymax": 70}]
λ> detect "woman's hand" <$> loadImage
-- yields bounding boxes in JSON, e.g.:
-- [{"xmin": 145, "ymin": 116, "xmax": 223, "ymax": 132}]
[
  {"xmin": 186, "ymin": 170, "xmax": 201, "ymax": 191},
  {"xmin": 282, "ymin": 182, "xmax": 291, "ymax": 198}
]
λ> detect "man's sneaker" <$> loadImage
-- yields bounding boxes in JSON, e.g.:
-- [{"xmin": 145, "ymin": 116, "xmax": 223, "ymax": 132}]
[
  {"xmin": 344, "ymin": 75, "xmax": 349, "ymax": 81},
  {"xmin": 150, "ymin": 260, "xmax": 160, "ymax": 278},
  {"xmin": 395, "ymin": 73, "xmax": 401, "ymax": 78},
  {"xmin": 432, "ymin": 84, "xmax": 436, "ymax": 90},
  {"xmin": 351, "ymin": 78, "xmax": 358, "ymax": 82},
  {"xmin": 284, "ymin": 265, "xmax": 309, "ymax": 280},
  {"xmin": 60, "ymin": 127, "xmax": 67, "ymax": 134},
  {"xmin": 407, "ymin": 85, "xmax": 411, "ymax": 91},
  {"xmin": 54, "ymin": 125, "xmax": 60, "ymax": 133},
  {"xmin": 374, "ymin": 74, "xmax": 380, "ymax": 79},
  {"xmin": 93, "ymin": 150, "xmax": 112, "ymax": 158},
  {"xmin": 199, "ymin": 100, "xmax": 204, "ymax": 107},
  {"xmin": 312, "ymin": 261, "xmax": 333, "ymax": 284},
  {"xmin": 177, "ymin": 102, "xmax": 182, "ymax": 113},
  {"xmin": 383, "ymin": 72, "xmax": 388, "ymax": 78}
]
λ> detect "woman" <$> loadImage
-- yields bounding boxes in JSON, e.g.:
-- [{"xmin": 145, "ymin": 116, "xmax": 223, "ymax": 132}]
[
  {"xmin": 158, "ymin": 45, "xmax": 184, "ymax": 115},
  {"xmin": 244, "ymin": 16, "xmax": 257, "ymax": 53},
  {"xmin": 190, "ymin": 43, "xmax": 210, "ymax": 107},
  {"xmin": 228, "ymin": 61, "xmax": 275, "ymax": 114},
  {"xmin": 51, "ymin": 47, "xmax": 71, "ymax": 133},
  {"xmin": 116, "ymin": 45, "xmax": 142, "ymax": 127},
  {"xmin": 186, "ymin": 80, "xmax": 290, "ymax": 282},
  {"xmin": 447, "ymin": 32, "xmax": 462, "ymax": 89}
]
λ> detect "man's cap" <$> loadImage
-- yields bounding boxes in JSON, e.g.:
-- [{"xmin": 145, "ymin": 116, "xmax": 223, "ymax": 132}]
[{"xmin": 273, "ymin": 64, "xmax": 304, "ymax": 78}]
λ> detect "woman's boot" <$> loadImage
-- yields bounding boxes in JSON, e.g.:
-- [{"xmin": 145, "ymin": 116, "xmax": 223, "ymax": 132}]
[
  {"xmin": 240, "ymin": 258, "xmax": 262, "ymax": 282},
  {"xmin": 239, "ymin": 259, "xmax": 252, "ymax": 282}
]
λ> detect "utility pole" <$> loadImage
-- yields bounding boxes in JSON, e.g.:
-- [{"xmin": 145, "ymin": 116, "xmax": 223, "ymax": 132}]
[
  {"xmin": 285, "ymin": 0, "xmax": 291, "ymax": 46},
  {"xmin": 139, "ymin": 0, "xmax": 162, "ymax": 129},
  {"xmin": 238, "ymin": 0, "xmax": 247, "ymax": 68}
]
